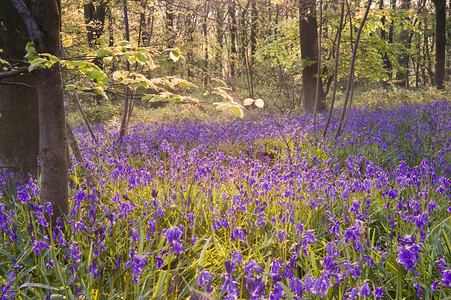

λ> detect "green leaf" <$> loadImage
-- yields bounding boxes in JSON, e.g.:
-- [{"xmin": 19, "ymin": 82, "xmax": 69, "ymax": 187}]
[
  {"xmin": 25, "ymin": 43, "xmax": 36, "ymax": 54},
  {"xmin": 215, "ymin": 103, "xmax": 230, "ymax": 111},
  {"xmin": 65, "ymin": 85, "xmax": 76, "ymax": 91},
  {"xmin": 88, "ymin": 70, "xmax": 108, "ymax": 86},
  {"xmin": 62, "ymin": 38, "xmax": 73, "ymax": 48},
  {"xmin": 28, "ymin": 58, "xmax": 46, "ymax": 72},
  {"xmin": 142, "ymin": 94, "xmax": 153, "ymax": 101},
  {"xmin": 169, "ymin": 50, "xmax": 181, "ymax": 62},
  {"xmin": 126, "ymin": 54, "xmax": 137, "ymax": 64},
  {"xmin": 243, "ymin": 98, "xmax": 254, "ymax": 106},
  {"xmin": 137, "ymin": 53, "xmax": 149, "ymax": 63},
  {"xmin": 151, "ymin": 95, "xmax": 166, "ymax": 102},
  {"xmin": 41, "ymin": 53, "xmax": 59, "ymax": 65},
  {"xmin": 93, "ymin": 87, "xmax": 108, "ymax": 100},
  {"xmin": 229, "ymin": 105, "xmax": 244, "ymax": 118},
  {"xmin": 19, "ymin": 282, "xmax": 61, "ymax": 291},
  {"xmin": 66, "ymin": 61, "xmax": 87, "ymax": 69},
  {"xmin": 0, "ymin": 58, "xmax": 10, "ymax": 66},
  {"xmin": 97, "ymin": 49, "xmax": 112, "ymax": 57},
  {"xmin": 255, "ymin": 98, "xmax": 264, "ymax": 108}
]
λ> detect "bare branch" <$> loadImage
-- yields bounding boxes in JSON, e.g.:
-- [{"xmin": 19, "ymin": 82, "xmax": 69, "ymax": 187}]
[
  {"xmin": 0, "ymin": 66, "xmax": 28, "ymax": 79},
  {"xmin": 0, "ymin": 81, "xmax": 36, "ymax": 89},
  {"xmin": 8, "ymin": 0, "xmax": 43, "ymax": 49}
]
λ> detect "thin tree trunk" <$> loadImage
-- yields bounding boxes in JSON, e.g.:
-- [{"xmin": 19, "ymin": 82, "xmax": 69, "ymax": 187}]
[
  {"xmin": 313, "ymin": 0, "xmax": 323, "ymax": 126},
  {"xmin": 397, "ymin": 0, "xmax": 411, "ymax": 86},
  {"xmin": 119, "ymin": 0, "xmax": 131, "ymax": 138},
  {"xmin": 335, "ymin": 0, "xmax": 373, "ymax": 139},
  {"xmin": 203, "ymin": 1, "xmax": 209, "ymax": 85},
  {"xmin": 323, "ymin": 0, "xmax": 345, "ymax": 138},
  {"xmin": 380, "ymin": 0, "xmax": 392, "ymax": 86},
  {"xmin": 229, "ymin": 0, "xmax": 237, "ymax": 78},
  {"xmin": 61, "ymin": 47, "xmax": 97, "ymax": 143}
]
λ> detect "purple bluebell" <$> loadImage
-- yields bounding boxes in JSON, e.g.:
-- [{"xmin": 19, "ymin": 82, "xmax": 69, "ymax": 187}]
[
  {"xmin": 246, "ymin": 275, "xmax": 265, "ymax": 300},
  {"xmin": 0, "ymin": 272, "xmax": 16, "ymax": 299},
  {"xmin": 164, "ymin": 226, "xmax": 185, "ymax": 255},
  {"xmin": 396, "ymin": 243, "xmax": 423, "ymax": 275},
  {"xmin": 442, "ymin": 269, "xmax": 451, "ymax": 287},
  {"xmin": 198, "ymin": 271, "xmax": 214, "ymax": 293},
  {"xmin": 359, "ymin": 280, "xmax": 371, "ymax": 297}
]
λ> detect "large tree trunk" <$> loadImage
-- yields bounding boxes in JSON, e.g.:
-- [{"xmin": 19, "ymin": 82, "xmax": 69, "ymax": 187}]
[
  {"xmin": 299, "ymin": 0, "xmax": 325, "ymax": 113},
  {"xmin": 0, "ymin": 0, "xmax": 39, "ymax": 178},
  {"xmin": 432, "ymin": 0, "xmax": 446, "ymax": 89},
  {"xmin": 32, "ymin": 0, "xmax": 68, "ymax": 223},
  {"xmin": 9, "ymin": 0, "xmax": 68, "ymax": 222}
]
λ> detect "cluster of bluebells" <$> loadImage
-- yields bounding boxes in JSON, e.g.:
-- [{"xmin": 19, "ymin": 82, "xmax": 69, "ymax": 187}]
[{"xmin": 1, "ymin": 101, "xmax": 451, "ymax": 298}]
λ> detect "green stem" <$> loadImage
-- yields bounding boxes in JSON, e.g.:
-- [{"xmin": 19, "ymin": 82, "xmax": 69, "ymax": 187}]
[{"xmin": 396, "ymin": 263, "xmax": 403, "ymax": 300}]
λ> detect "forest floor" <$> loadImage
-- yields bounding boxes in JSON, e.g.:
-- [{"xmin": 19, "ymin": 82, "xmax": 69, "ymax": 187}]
[{"xmin": 1, "ymin": 93, "xmax": 450, "ymax": 299}]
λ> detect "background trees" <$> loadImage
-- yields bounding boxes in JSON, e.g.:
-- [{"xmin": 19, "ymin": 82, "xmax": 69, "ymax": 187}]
[{"xmin": 0, "ymin": 0, "xmax": 448, "ymax": 220}]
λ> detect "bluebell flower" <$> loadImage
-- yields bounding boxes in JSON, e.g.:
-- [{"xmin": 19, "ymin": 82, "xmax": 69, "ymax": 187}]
[
  {"xmin": 311, "ymin": 274, "xmax": 329, "ymax": 296},
  {"xmin": 270, "ymin": 259, "xmax": 282, "ymax": 283},
  {"xmin": 33, "ymin": 237, "xmax": 50, "ymax": 256},
  {"xmin": 164, "ymin": 226, "xmax": 185, "ymax": 255},
  {"xmin": 350, "ymin": 200, "xmax": 360, "ymax": 214},
  {"xmin": 295, "ymin": 222, "xmax": 304, "ymax": 236},
  {"xmin": 70, "ymin": 241, "xmax": 81, "ymax": 263},
  {"xmin": 346, "ymin": 287, "xmax": 358, "ymax": 299},
  {"xmin": 290, "ymin": 277, "xmax": 305, "ymax": 298},
  {"xmin": 124, "ymin": 249, "xmax": 148, "ymax": 284},
  {"xmin": 231, "ymin": 251, "xmax": 243, "ymax": 265},
  {"xmin": 130, "ymin": 228, "xmax": 139, "ymax": 244},
  {"xmin": 373, "ymin": 286, "xmax": 384, "ymax": 299},
  {"xmin": 0, "ymin": 272, "xmax": 16, "ymax": 299},
  {"xmin": 244, "ymin": 260, "xmax": 263, "ymax": 275},
  {"xmin": 45, "ymin": 259, "xmax": 54, "ymax": 269},
  {"xmin": 90, "ymin": 259, "xmax": 98, "ymax": 278},
  {"xmin": 231, "ymin": 226, "xmax": 246, "ymax": 241},
  {"xmin": 359, "ymin": 280, "xmax": 371, "ymax": 297},
  {"xmin": 17, "ymin": 189, "xmax": 31, "ymax": 203},
  {"xmin": 278, "ymin": 230, "xmax": 288, "ymax": 244},
  {"xmin": 156, "ymin": 256, "xmax": 164, "ymax": 270},
  {"xmin": 442, "ymin": 269, "xmax": 450, "ymax": 287},
  {"xmin": 413, "ymin": 282, "xmax": 422, "ymax": 298},
  {"xmin": 198, "ymin": 271, "xmax": 213, "ymax": 293},
  {"xmin": 396, "ymin": 243, "xmax": 423, "ymax": 275},
  {"xmin": 44, "ymin": 202, "xmax": 53, "ymax": 216},
  {"xmin": 221, "ymin": 267, "xmax": 239, "ymax": 300},
  {"xmin": 246, "ymin": 275, "xmax": 265, "ymax": 300},
  {"xmin": 269, "ymin": 282, "xmax": 286, "ymax": 300}
]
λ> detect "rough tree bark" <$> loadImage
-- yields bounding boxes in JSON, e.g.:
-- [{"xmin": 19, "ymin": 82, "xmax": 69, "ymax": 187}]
[
  {"xmin": 0, "ymin": 0, "xmax": 39, "ymax": 177},
  {"xmin": 9, "ymin": 0, "xmax": 68, "ymax": 224},
  {"xmin": 432, "ymin": 0, "xmax": 446, "ymax": 89},
  {"xmin": 299, "ymin": 0, "xmax": 325, "ymax": 113}
]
